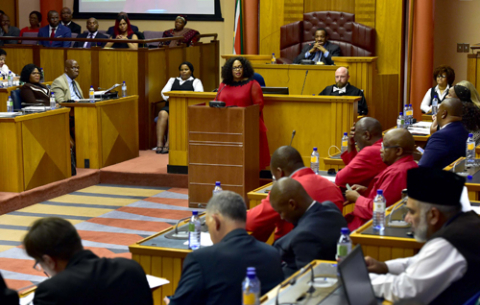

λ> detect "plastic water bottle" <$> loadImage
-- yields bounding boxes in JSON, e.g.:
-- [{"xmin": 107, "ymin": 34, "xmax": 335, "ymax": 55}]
[
  {"xmin": 50, "ymin": 92, "xmax": 56, "ymax": 109},
  {"xmin": 212, "ymin": 181, "xmax": 223, "ymax": 196},
  {"xmin": 397, "ymin": 112, "xmax": 405, "ymax": 129},
  {"xmin": 6, "ymin": 96, "xmax": 13, "ymax": 112},
  {"xmin": 432, "ymin": 95, "xmax": 438, "ymax": 115},
  {"xmin": 341, "ymin": 132, "xmax": 349, "ymax": 154},
  {"xmin": 336, "ymin": 227, "xmax": 352, "ymax": 263},
  {"xmin": 373, "ymin": 190, "xmax": 386, "ymax": 232},
  {"xmin": 466, "ymin": 133, "xmax": 475, "ymax": 168},
  {"xmin": 408, "ymin": 104, "xmax": 414, "ymax": 125},
  {"xmin": 403, "ymin": 104, "xmax": 410, "ymax": 127},
  {"xmin": 271, "ymin": 53, "xmax": 276, "ymax": 64},
  {"xmin": 188, "ymin": 211, "xmax": 201, "ymax": 250},
  {"xmin": 310, "ymin": 147, "xmax": 319, "ymax": 174},
  {"xmin": 7, "ymin": 71, "xmax": 13, "ymax": 87},
  {"xmin": 242, "ymin": 267, "xmax": 261, "ymax": 305},
  {"xmin": 121, "ymin": 81, "xmax": 127, "ymax": 97},
  {"xmin": 89, "ymin": 86, "xmax": 95, "ymax": 103},
  {"xmin": 40, "ymin": 68, "xmax": 44, "ymax": 83}
]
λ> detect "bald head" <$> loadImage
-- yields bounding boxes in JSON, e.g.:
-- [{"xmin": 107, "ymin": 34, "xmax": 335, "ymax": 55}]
[
  {"xmin": 354, "ymin": 117, "xmax": 383, "ymax": 150},
  {"xmin": 335, "ymin": 67, "xmax": 350, "ymax": 88},
  {"xmin": 270, "ymin": 178, "xmax": 313, "ymax": 224},
  {"xmin": 64, "ymin": 59, "xmax": 79, "ymax": 79},
  {"xmin": 270, "ymin": 146, "xmax": 304, "ymax": 178},
  {"xmin": 381, "ymin": 128, "xmax": 415, "ymax": 166},
  {"xmin": 437, "ymin": 98, "xmax": 463, "ymax": 128}
]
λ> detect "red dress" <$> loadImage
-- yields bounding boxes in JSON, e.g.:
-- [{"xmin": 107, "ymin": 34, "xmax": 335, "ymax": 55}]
[{"xmin": 217, "ymin": 79, "xmax": 270, "ymax": 169}]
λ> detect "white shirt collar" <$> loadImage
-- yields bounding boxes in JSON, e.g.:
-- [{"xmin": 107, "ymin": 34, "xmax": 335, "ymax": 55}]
[
  {"xmin": 64, "ymin": 73, "xmax": 74, "ymax": 84},
  {"xmin": 49, "ymin": 25, "xmax": 57, "ymax": 33},
  {"xmin": 62, "ymin": 21, "xmax": 71, "ymax": 26},
  {"xmin": 306, "ymin": 200, "xmax": 316, "ymax": 211},
  {"xmin": 440, "ymin": 122, "xmax": 451, "ymax": 130}
]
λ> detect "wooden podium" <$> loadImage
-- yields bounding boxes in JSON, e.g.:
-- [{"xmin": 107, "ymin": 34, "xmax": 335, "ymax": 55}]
[{"xmin": 187, "ymin": 104, "xmax": 260, "ymax": 208}]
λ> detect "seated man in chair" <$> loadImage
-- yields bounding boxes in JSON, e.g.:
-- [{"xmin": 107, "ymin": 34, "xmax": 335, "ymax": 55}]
[{"xmin": 293, "ymin": 28, "xmax": 341, "ymax": 65}]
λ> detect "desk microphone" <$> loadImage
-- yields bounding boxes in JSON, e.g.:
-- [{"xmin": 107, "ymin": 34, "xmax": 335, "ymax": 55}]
[
  {"xmin": 275, "ymin": 262, "xmax": 316, "ymax": 305},
  {"xmin": 300, "ymin": 70, "xmax": 309, "ymax": 95},
  {"xmin": 289, "ymin": 130, "xmax": 296, "ymax": 146}
]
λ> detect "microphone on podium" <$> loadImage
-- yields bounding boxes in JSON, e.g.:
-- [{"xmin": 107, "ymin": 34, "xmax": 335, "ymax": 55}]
[
  {"xmin": 300, "ymin": 70, "xmax": 309, "ymax": 95},
  {"xmin": 289, "ymin": 130, "xmax": 296, "ymax": 146}
]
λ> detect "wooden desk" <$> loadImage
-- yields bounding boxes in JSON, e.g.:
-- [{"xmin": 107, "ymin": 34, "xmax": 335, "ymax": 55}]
[
  {"xmin": 323, "ymin": 154, "xmax": 345, "ymax": 171},
  {"xmin": 350, "ymin": 201, "xmax": 421, "ymax": 262},
  {"xmin": 422, "ymin": 114, "xmax": 433, "ymax": 121},
  {"xmin": 60, "ymin": 96, "xmax": 139, "ymax": 169},
  {"xmin": 166, "ymin": 92, "xmax": 359, "ymax": 172},
  {"xmin": 0, "ymin": 108, "xmax": 71, "ymax": 192},
  {"xmin": 0, "ymin": 85, "xmax": 20, "ymax": 112}
]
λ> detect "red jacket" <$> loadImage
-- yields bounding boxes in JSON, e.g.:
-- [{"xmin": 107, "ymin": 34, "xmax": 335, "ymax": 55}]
[
  {"xmin": 246, "ymin": 167, "xmax": 344, "ymax": 242},
  {"xmin": 335, "ymin": 139, "xmax": 388, "ymax": 191},
  {"xmin": 346, "ymin": 155, "xmax": 418, "ymax": 231}
]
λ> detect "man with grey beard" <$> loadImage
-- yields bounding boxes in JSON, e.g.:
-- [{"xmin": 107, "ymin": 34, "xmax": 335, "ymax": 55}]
[{"xmin": 365, "ymin": 167, "xmax": 480, "ymax": 304}]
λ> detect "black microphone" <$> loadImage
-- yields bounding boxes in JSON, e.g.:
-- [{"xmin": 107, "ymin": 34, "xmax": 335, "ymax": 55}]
[
  {"xmin": 289, "ymin": 130, "xmax": 296, "ymax": 146},
  {"xmin": 275, "ymin": 262, "xmax": 316, "ymax": 305},
  {"xmin": 300, "ymin": 70, "xmax": 309, "ymax": 95},
  {"xmin": 213, "ymin": 84, "xmax": 226, "ymax": 101}
]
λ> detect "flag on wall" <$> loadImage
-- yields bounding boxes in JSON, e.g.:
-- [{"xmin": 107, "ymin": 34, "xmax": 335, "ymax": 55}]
[{"xmin": 233, "ymin": 0, "xmax": 243, "ymax": 54}]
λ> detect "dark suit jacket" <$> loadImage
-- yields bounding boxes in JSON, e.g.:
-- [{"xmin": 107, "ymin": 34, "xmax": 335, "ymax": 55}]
[
  {"xmin": 170, "ymin": 229, "xmax": 283, "ymax": 305},
  {"xmin": 0, "ymin": 26, "xmax": 20, "ymax": 46},
  {"xmin": 33, "ymin": 250, "xmax": 153, "ymax": 305},
  {"xmin": 319, "ymin": 82, "xmax": 368, "ymax": 115},
  {"xmin": 20, "ymin": 83, "xmax": 51, "ymax": 106},
  {"xmin": 0, "ymin": 273, "xmax": 18, "ymax": 305},
  {"xmin": 293, "ymin": 41, "xmax": 341, "ymax": 65},
  {"xmin": 107, "ymin": 24, "xmax": 139, "ymax": 37},
  {"xmin": 73, "ymin": 31, "xmax": 109, "ymax": 48},
  {"xmin": 63, "ymin": 21, "xmax": 81, "ymax": 35},
  {"xmin": 419, "ymin": 121, "xmax": 469, "ymax": 169},
  {"xmin": 37, "ymin": 24, "xmax": 72, "ymax": 48},
  {"xmin": 274, "ymin": 201, "xmax": 347, "ymax": 277}
]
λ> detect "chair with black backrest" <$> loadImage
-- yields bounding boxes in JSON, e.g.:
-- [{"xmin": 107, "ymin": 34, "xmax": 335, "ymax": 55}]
[
  {"xmin": 10, "ymin": 89, "xmax": 22, "ymax": 110},
  {"xmin": 135, "ymin": 31, "xmax": 146, "ymax": 48}
]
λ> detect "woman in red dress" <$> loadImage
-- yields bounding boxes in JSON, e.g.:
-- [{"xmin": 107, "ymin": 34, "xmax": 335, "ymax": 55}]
[{"xmin": 216, "ymin": 57, "xmax": 271, "ymax": 169}]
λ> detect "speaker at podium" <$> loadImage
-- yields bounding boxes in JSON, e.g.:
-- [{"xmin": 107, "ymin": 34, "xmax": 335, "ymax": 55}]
[{"xmin": 187, "ymin": 104, "xmax": 260, "ymax": 208}]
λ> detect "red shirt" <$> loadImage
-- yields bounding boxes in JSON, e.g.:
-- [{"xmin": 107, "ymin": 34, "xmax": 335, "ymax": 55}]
[
  {"xmin": 346, "ymin": 155, "xmax": 418, "ymax": 231},
  {"xmin": 20, "ymin": 27, "xmax": 39, "ymax": 37},
  {"xmin": 217, "ymin": 79, "xmax": 270, "ymax": 169},
  {"xmin": 246, "ymin": 167, "xmax": 344, "ymax": 242},
  {"xmin": 335, "ymin": 139, "xmax": 388, "ymax": 191}
]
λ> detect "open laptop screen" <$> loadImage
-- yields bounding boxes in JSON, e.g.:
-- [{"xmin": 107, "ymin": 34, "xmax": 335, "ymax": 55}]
[{"xmin": 338, "ymin": 245, "xmax": 378, "ymax": 305}]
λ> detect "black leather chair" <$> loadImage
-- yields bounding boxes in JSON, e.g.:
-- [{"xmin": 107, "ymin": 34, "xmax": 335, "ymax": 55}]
[{"xmin": 10, "ymin": 89, "xmax": 22, "ymax": 110}]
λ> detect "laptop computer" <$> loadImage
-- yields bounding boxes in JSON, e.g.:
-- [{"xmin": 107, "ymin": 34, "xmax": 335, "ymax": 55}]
[{"xmin": 337, "ymin": 245, "xmax": 382, "ymax": 305}]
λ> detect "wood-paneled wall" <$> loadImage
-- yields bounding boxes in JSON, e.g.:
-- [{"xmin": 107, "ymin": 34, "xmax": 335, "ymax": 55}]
[
  {"xmin": 304, "ymin": 0, "xmax": 355, "ymax": 14},
  {"xmin": 2, "ymin": 42, "xmax": 219, "ymax": 149}
]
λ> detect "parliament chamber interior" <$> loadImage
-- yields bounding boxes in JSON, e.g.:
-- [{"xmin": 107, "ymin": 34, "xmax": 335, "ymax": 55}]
[{"xmin": 0, "ymin": 0, "xmax": 480, "ymax": 304}]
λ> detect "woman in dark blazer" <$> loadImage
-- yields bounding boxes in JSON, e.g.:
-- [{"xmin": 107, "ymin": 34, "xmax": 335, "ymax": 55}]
[{"xmin": 19, "ymin": 63, "xmax": 50, "ymax": 106}]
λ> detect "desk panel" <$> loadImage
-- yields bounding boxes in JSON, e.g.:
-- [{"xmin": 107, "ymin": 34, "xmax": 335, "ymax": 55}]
[
  {"xmin": 40, "ymin": 49, "xmax": 65, "ymax": 82},
  {"xmin": 0, "ymin": 86, "xmax": 20, "ymax": 112}
]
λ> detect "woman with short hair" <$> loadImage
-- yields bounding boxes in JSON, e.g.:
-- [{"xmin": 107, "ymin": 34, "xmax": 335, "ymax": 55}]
[
  {"xmin": 19, "ymin": 63, "xmax": 50, "ymax": 106},
  {"xmin": 420, "ymin": 65, "xmax": 455, "ymax": 113}
]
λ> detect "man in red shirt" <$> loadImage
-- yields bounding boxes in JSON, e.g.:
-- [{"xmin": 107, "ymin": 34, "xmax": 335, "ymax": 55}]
[
  {"xmin": 246, "ymin": 146, "xmax": 344, "ymax": 242},
  {"xmin": 345, "ymin": 128, "xmax": 418, "ymax": 230},
  {"xmin": 335, "ymin": 117, "xmax": 388, "ymax": 192}
]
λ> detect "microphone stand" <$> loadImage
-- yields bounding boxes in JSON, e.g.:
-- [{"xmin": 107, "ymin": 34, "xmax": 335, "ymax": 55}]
[
  {"xmin": 275, "ymin": 262, "xmax": 316, "ymax": 305},
  {"xmin": 300, "ymin": 70, "xmax": 309, "ymax": 95},
  {"xmin": 289, "ymin": 130, "xmax": 296, "ymax": 146}
]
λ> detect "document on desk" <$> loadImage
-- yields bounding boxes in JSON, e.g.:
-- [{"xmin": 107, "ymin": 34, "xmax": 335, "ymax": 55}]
[
  {"xmin": 147, "ymin": 274, "xmax": 169, "ymax": 289},
  {"xmin": 20, "ymin": 292, "xmax": 34, "ymax": 305},
  {"xmin": 183, "ymin": 232, "xmax": 213, "ymax": 247}
]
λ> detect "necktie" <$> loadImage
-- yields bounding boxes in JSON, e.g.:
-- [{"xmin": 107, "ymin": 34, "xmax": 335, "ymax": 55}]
[
  {"xmin": 333, "ymin": 86, "xmax": 347, "ymax": 94},
  {"xmin": 85, "ymin": 33, "xmax": 92, "ymax": 49},
  {"xmin": 72, "ymin": 81, "xmax": 81, "ymax": 99},
  {"xmin": 50, "ymin": 28, "xmax": 55, "ymax": 45}
]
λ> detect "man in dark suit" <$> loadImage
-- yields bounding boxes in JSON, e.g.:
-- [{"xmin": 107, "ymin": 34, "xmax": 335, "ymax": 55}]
[
  {"xmin": 0, "ymin": 13, "xmax": 20, "ymax": 46},
  {"xmin": 293, "ymin": 28, "xmax": 341, "ymax": 65},
  {"xmin": 419, "ymin": 98, "xmax": 469, "ymax": 168},
  {"xmin": 166, "ymin": 191, "xmax": 284, "ymax": 305},
  {"xmin": 74, "ymin": 18, "xmax": 108, "ymax": 48},
  {"xmin": 60, "ymin": 7, "xmax": 81, "ymax": 35},
  {"xmin": 270, "ymin": 178, "xmax": 347, "ymax": 277},
  {"xmin": 23, "ymin": 217, "xmax": 153, "ymax": 305},
  {"xmin": 319, "ymin": 67, "xmax": 369, "ymax": 115},
  {"xmin": 37, "ymin": 10, "xmax": 71, "ymax": 48},
  {"xmin": 0, "ymin": 273, "xmax": 18, "ymax": 305},
  {"xmin": 107, "ymin": 12, "xmax": 139, "ymax": 37}
]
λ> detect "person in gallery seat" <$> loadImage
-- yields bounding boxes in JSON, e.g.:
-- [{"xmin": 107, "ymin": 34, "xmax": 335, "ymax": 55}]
[
  {"xmin": 104, "ymin": 14, "xmax": 138, "ymax": 50},
  {"xmin": 160, "ymin": 15, "xmax": 200, "ymax": 48},
  {"xmin": 318, "ymin": 67, "xmax": 368, "ymax": 115},
  {"xmin": 293, "ymin": 28, "xmax": 341, "ymax": 65},
  {"xmin": 367, "ymin": 167, "xmax": 480, "ymax": 304}
]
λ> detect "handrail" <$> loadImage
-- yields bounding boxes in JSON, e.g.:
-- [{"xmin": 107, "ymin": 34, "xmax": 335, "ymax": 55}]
[{"xmin": 0, "ymin": 33, "xmax": 219, "ymax": 44}]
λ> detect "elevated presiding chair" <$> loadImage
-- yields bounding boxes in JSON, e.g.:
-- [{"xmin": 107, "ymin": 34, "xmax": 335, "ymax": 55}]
[{"xmin": 279, "ymin": 11, "xmax": 376, "ymax": 64}]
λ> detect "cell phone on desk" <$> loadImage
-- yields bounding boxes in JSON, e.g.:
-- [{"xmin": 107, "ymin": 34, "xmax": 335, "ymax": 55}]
[{"xmin": 416, "ymin": 147, "xmax": 424, "ymax": 155}]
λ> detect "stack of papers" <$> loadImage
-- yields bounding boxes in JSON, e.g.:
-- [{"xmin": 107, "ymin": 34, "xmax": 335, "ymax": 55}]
[
  {"xmin": 183, "ymin": 232, "xmax": 213, "ymax": 247},
  {"xmin": 23, "ymin": 106, "xmax": 48, "ymax": 112},
  {"xmin": 0, "ymin": 112, "xmax": 22, "ymax": 118},
  {"xmin": 409, "ymin": 122, "xmax": 432, "ymax": 136}
]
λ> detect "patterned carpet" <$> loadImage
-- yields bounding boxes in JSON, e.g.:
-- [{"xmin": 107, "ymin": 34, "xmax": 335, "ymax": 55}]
[{"xmin": 0, "ymin": 184, "xmax": 192, "ymax": 293}]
